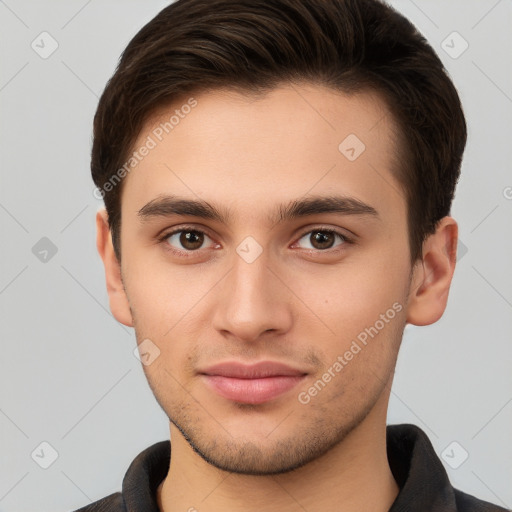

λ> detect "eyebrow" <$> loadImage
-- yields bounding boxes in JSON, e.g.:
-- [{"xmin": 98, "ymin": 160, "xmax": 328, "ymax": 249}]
[{"xmin": 137, "ymin": 194, "xmax": 380, "ymax": 226}]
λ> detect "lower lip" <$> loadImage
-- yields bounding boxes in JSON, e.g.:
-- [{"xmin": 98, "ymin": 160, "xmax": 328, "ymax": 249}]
[{"xmin": 201, "ymin": 375, "xmax": 306, "ymax": 404}]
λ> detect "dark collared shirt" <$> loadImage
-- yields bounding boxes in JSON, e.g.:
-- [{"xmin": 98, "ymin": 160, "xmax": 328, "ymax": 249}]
[{"xmin": 73, "ymin": 424, "xmax": 508, "ymax": 511}]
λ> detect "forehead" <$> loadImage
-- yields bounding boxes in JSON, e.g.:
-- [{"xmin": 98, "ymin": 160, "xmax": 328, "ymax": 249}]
[{"xmin": 121, "ymin": 83, "xmax": 406, "ymax": 228}]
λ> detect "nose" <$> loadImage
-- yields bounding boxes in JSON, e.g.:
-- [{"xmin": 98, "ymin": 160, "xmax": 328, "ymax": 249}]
[{"xmin": 211, "ymin": 247, "xmax": 293, "ymax": 343}]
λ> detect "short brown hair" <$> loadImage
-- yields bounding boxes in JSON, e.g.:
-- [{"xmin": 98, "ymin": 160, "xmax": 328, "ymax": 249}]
[{"xmin": 91, "ymin": 0, "xmax": 467, "ymax": 264}]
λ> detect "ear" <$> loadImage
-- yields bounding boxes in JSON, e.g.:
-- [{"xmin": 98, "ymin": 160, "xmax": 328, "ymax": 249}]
[
  {"xmin": 406, "ymin": 216, "xmax": 458, "ymax": 326},
  {"xmin": 96, "ymin": 208, "xmax": 133, "ymax": 327}
]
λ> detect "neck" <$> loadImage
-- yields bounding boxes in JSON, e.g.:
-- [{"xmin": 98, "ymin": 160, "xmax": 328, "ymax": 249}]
[{"xmin": 157, "ymin": 400, "xmax": 399, "ymax": 512}]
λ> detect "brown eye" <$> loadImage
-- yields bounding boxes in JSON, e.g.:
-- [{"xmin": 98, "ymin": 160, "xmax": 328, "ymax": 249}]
[
  {"xmin": 310, "ymin": 231, "xmax": 335, "ymax": 249},
  {"xmin": 296, "ymin": 229, "xmax": 349, "ymax": 251},
  {"xmin": 165, "ymin": 229, "xmax": 212, "ymax": 252},
  {"xmin": 179, "ymin": 231, "xmax": 204, "ymax": 250}
]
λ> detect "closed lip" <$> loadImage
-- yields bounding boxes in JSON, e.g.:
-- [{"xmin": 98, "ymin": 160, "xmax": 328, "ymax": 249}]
[{"xmin": 198, "ymin": 360, "xmax": 308, "ymax": 379}]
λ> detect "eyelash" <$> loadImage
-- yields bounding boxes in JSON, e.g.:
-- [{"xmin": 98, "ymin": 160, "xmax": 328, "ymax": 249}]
[{"xmin": 157, "ymin": 224, "xmax": 354, "ymax": 258}]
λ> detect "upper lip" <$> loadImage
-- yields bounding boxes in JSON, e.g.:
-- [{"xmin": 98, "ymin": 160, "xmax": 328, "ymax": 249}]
[{"xmin": 199, "ymin": 361, "xmax": 308, "ymax": 379}]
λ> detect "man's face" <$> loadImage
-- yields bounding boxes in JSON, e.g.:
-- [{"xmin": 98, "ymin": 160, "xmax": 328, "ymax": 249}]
[{"xmin": 116, "ymin": 84, "xmax": 414, "ymax": 474}]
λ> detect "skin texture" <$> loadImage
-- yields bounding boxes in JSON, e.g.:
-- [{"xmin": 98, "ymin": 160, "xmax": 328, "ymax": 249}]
[{"xmin": 96, "ymin": 83, "xmax": 458, "ymax": 512}]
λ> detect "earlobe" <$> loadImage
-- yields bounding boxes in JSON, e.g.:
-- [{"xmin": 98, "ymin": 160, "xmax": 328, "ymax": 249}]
[
  {"xmin": 406, "ymin": 216, "xmax": 458, "ymax": 326},
  {"xmin": 96, "ymin": 209, "xmax": 134, "ymax": 327}
]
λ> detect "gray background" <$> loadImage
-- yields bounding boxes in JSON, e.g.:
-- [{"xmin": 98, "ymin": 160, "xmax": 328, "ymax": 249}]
[{"xmin": 1, "ymin": 0, "xmax": 511, "ymax": 510}]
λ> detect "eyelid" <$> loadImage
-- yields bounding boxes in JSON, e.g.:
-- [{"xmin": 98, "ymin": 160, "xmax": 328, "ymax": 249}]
[{"xmin": 295, "ymin": 224, "xmax": 354, "ymax": 241}]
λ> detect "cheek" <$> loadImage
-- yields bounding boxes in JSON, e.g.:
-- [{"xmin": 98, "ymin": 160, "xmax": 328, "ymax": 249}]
[
  {"xmin": 289, "ymin": 256, "xmax": 408, "ymax": 339},
  {"xmin": 124, "ymin": 254, "xmax": 216, "ymax": 336}
]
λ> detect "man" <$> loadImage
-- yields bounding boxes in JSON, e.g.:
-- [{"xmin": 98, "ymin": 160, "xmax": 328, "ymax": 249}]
[{"xmin": 77, "ymin": 0, "xmax": 507, "ymax": 510}]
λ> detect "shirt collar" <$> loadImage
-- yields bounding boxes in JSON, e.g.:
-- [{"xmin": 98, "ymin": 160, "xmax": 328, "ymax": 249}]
[
  {"xmin": 121, "ymin": 438, "xmax": 170, "ymax": 511},
  {"xmin": 387, "ymin": 423, "xmax": 457, "ymax": 511},
  {"xmin": 120, "ymin": 424, "xmax": 459, "ymax": 511}
]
